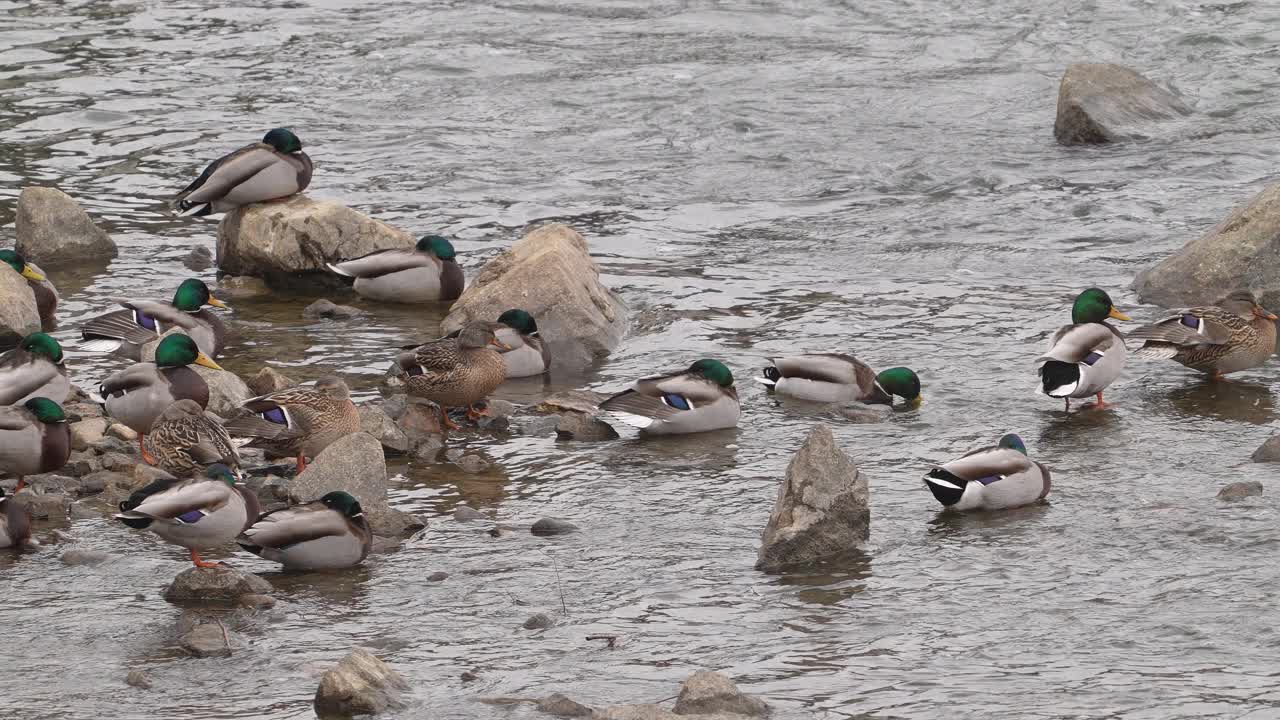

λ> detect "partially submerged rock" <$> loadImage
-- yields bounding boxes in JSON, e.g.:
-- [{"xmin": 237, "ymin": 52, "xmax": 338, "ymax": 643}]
[
  {"xmin": 1135, "ymin": 182, "xmax": 1280, "ymax": 310},
  {"xmin": 358, "ymin": 404, "xmax": 411, "ymax": 453},
  {"xmin": 163, "ymin": 566, "xmax": 273, "ymax": 604},
  {"xmin": 1252, "ymin": 433, "xmax": 1280, "ymax": 463},
  {"xmin": 314, "ymin": 648, "xmax": 408, "ymax": 718},
  {"xmin": 442, "ymin": 224, "xmax": 627, "ymax": 371},
  {"xmin": 179, "ymin": 622, "xmax": 242, "ymax": 658},
  {"xmin": 673, "ymin": 670, "xmax": 770, "ymax": 717},
  {"xmin": 1053, "ymin": 63, "xmax": 1191, "ymax": 145},
  {"xmin": 756, "ymin": 425, "xmax": 868, "ymax": 572},
  {"xmin": 288, "ymin": 432, "xmax": 424, "ymax": 537},
  {"xmin": 523, "ymin": 612, "xmax": 555, "ymax": 630},
  {"xmin": 217, "ymin": 275, "xmax": 272, "ymax": 299},
  {"xmin": 247, "ymin": 366, "xmax": 296, "ymax": 396},
  {"xmin": 125, "ymin": 669, "xmax": 153, "ymax": 690},
  {"xmin": 1218, "ymin": 481, "xmax": 1263, "ymax": 501},
  {"xmin": 531, "ymin": 517, "xmax": 579, "ymax": 536},
  {"xmin": 14, "ymin": 186, "xmax": 118, "ymax": 266},
  {"xmin": 61, "ymin": 549, "xmax": 114, "ymax": 566},
  {"xmin": 537, "ymin": 693, "xmax": 593, "ymax": 717},
  {"xmin": 303, "ymin": 298, "xmax": 362, "ymax": 320},
  {"xmin": 0, "ymin": 262, "xmax": 41, "ymax": 347}
]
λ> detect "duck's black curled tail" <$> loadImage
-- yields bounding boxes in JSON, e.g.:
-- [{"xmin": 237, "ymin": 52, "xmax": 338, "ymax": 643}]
[{"xmin": 1038, "ymin": 360, "xmax": 1079, "ymax": 398}]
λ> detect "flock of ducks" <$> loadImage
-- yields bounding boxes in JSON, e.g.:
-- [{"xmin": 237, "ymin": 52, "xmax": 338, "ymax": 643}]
[{"xmin": 1, "ymin": 129, "xmax": 1275, "ymax": 577}]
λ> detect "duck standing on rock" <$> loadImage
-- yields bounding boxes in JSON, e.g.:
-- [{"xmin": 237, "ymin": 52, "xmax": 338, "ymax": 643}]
[
  {"xmin": 758, "ymin": 354, "xmax": 922, "ymax": 406},
  {"xmin": 172, "ymin": 128, "xmax": 313, "ymax": 216},
  {"xmin": 599, "ymin": 359, "xmax": 741, "ymax": 435},
  {"xmin": 115, "ymin": 463, "xmax": 258, "ymax": 568},
  {"xmin": 924, "ymin": 434, "xmax": 1050, "ymax": 512},
  {"xmin": 0, "ymin": 250, "xmax": 57, "ymax": 331},
  {"xmin": 0, "ymin": 487, "xmax": 32, "ymax": 549},
  {"xmin": 0, "ymin": 397, "xmax": 70, "ymax": 493},
  {"xmin": 327, "ymin": 235, "xmax": 464, "ymax": 303},
  {"xmin": 1036, "ymin": 288, "xmax": 1130, "ymax": 410},
  {"xmin": 0, "ymin": 333, "xmax": 69, "ymax": 405},
  {"xmin": 237, "ymin": 490, "xmax": 371, "ymax": 571},
  {"xmin": 80, "ymin": 278, "xmax": 228, "ymax": 359},
  {"xmin": 397, "ymin": 322, "xmax": 508, "ymax": 431},
  {"xmin": 146, "ymin": 400, "xmax": 239, "ymax": 477},
  {"xmin": 96, "ymin": 334, "xmax": 220, "ymax": 463},
  {"xmin": 222, "ymin": 376, "xmax": 360, "ymax": 474},
  {"xmin": 1127, "ymin": 290, "xmax": 1278, "ymax": 379}
]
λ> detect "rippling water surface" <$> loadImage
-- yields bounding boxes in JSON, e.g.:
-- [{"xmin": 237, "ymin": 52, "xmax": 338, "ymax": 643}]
[{"xmin": 5, "ymin": 1, "xmax": 1280, "ymax": 718}]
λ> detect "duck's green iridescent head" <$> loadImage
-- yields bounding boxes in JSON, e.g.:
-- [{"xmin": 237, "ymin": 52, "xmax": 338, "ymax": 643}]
[
  {"xmin": 263, "ymin": 128, "xmax": 303, "ymax": 154},
  {"xmin": 20, "ymin": 332, "xmax": 63, "ymax": 364},
  {"xmin": 1072, "ymin": 288, "xmax": 1129, "ymax": 324},
  {"xmin": 154, "ymin": 334, "xmax": 222, "ymax": 370},
  {"xmin": 497, "ymin": 309, "xmax": 538, "ymax": 335},
  {"xmin": 0, "ymin": 249, "xmax": 44, "ymax": 281},
  {"xmin": 321, "ymin": 490, "xmax": 364, "ymax": 518},
  {"xmin": 689, "ymin": 359, "xmax": 734, "ymax": 387},
  {"xmin": 416, "ymin": 235, "xmax": 456, "ymax": 260},
  {"xmin": 875, "ymin": 367, "xmax": 922, "ymax": 405},
  {"xmin": 998, "ymin": 433, "xmax": 1027, "ymax": 455},
  {"xmin": 204, "ymin": 463, "xmax": 238, "ymax": 485},
  {"xmin": 172, "ymin": 278, "xmax": 225, "ymax": 312},
  {"xmin": 24, "ymin": 397, "xmax": 66, "ymax": 424}
]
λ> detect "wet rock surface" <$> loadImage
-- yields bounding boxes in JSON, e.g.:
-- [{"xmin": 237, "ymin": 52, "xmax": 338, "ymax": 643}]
[
  {"xmin": 1218, "ymin": 481, "xmax": 1263, "ymax": 501},
  {"xmin": 1053, "ymin": 63, "xmax": 1192, "ymax": 145},
  {"xmin": 15, "ymin": 186, "xmax": 118, "ymax": 265},
  {"xmin": 314, "ymin": 647, "xmax": 408, "ymax": 717},
  {"xmin": 287, "ymin": 432, "xmax": 424, "ymax": 537},
  {"xmin": 163, "ymin": 566, "xmax": 273, "ymax": 604}
]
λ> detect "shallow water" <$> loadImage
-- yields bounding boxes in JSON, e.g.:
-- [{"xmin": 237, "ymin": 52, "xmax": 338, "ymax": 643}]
[{"xmin": 4, "ymin": 0, "xmax": 1280, "ymax": 718}]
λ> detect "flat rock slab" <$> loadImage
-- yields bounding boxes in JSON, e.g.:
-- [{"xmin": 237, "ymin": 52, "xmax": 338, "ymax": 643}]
[
  {"xmin": 1054, "ymin": 63, "xmax": 1191, "ymax": 145},
  {"xmin": 179, "ymin": 622, "xmax": 243, "ymax": 658},
  {"xmin": 163, "ymin": 566, "xmax": 273, "ymax": 604},
  {"xmin": 15, "ymin": 186, "xmax": 118, "ymax": 266},
  {"xmin": 314, "ymin": 647, "xmax": 408, "ymax": 717}
]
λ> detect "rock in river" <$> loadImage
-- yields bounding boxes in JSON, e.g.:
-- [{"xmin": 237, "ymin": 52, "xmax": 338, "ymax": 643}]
[
  {"xmin": 179, "ymin": 622, "xmax": 243, "ymax": 658},
  {"xmin": 15, "ymin": 186, "xmax": 118, "ymax": 266},
  {"xmin": 288, "ymin": 432, "xmax": 424, "ymax": 537},
  {"xmin": 217, "ymin": 194, "xmax": 413, "ymax": 288},
  {"xmin": 0, "ymin": 261, "xmax": 41, "ymax": 347},
  {"xmin": 1134, "ymin": 181, "xmax": 1280, "ymax": 310},
  {"xmin": 673, "ymin": 670, "xmax": 771, "ymax": 717},
  {"xmin": 314, "ymin": 647, "xmax": 408, "ymax": 717},
  {"xmin": 163, "ymin": 566, "xmax": 273, "ymax": 604},
  {"xmin": 441, "ymin": 223, "xmax": 627, "ymax": 371},
  {"xmin": 1217, "ymin": 481, "xmax": 1263, "ymax": 501},
  {"xmin": 756, "ymin": 424, "xmax": 868, "ymax": 572},
  {"xmin": 1053, "ymin": 63, "xmax": 1191, "ymax": 145},
  {"xmin": 247, "ymin": 366, "xmax": 296, "ymax": 396}
]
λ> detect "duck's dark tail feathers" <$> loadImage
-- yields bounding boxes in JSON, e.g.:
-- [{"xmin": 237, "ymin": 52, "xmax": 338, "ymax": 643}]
[{"xmin": 1038, "ymin": 360, "xmax": 1079, "ymax": 398}]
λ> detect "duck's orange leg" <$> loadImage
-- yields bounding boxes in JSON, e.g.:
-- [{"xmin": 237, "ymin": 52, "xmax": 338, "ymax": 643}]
[
  {"xmin": 438, "ymin": 405, "xmax": 460, "ymax": 431},
  {"xmin": 295, "ymin": 452, "xmax": 307, "ymax": 474},
  {"xmin": 190, "ymin": 549, "xmax": 220, "ymax": 569},
  {"xmin": 1094, "ymin": 392, "xmax": 1108, "ymax": 408},
  {"xmin": 139, "ymin": 435, "xmax": 157, "ymax": 465},
  {"xmin": 14, "ymin": 477, "xmax": 25, "ymax": 493},
  {"xmin": 466, "ymin": 403, "xmax": 490, "ymax": 421}
]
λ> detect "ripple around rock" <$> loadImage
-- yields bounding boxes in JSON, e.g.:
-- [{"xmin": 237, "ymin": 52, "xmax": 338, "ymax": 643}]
[
  {"xmin": 314, "ymin": 648, "xmax": 408, "ymax": 717},
  {"xmin": 15, "ymin": 186, "xmax": 118, "ymax": 266}
]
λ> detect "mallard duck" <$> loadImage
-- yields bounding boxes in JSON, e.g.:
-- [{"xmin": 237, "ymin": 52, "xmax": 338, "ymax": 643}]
[
  {"xmin": 0, "ymin": 333, "xmax": 69, "ymax": 405},
  {"xmin": 96, "ymin": 334, "xmax": 221, "ymax": 462},
  {"xmin": 327, "ymin": 235, "xmax": 464, "ymax": 303},
  {"xmin": 599, "ymin": 359, "xmax": 740, "ymax": 435},
  {"xmin": 924, "ymin": 434, "xmax": 1050, "ymax": 511},
  {"xmin": 237, "ymin": 490, "xmax": 371, "ymax": 570},
  {"xmin": 0, "ymin": 250, "xmax": 57, "ymax": 331},
  {"xmin": 80, "ymin": 278, "xmax": 227, "ymax": 359},
  {"xmin": 0, "ymin": 487, "xmax": 31, "ymax": 549},
  {"xmin": 397, "ymin": 322, "xmax": 508, "ymax": 430},
  {"xmin": 1037, "ymin": 288, "xmax": 1130, "ymax": 409},
  {"xmin": 757, "ymin": 355, "xmax": 921, "ymax": 406},
  {"xmin": 0, "ymin": 398, "xmax": 70, "ymax": 492},
  {"xmin": 145, "ymin": 399, "xmax": 239, "ymax": 477},
  {"xmin": 115, "ymin": 463, "xmax": 259, "ymax": 568},
  {"xmin": 492, "ymin": 309, "xmax": 551, "ymax": 378},
  {"xmin": 221, "ymin": 376, "xmax": 360, "ymax": 473},
  {"xmin": 1128, "ymin": 290, "xmax": 1277, "ymax": 378},
  {"xmin": 173, "ymin": 128, "xmax": 313, "ymax": 216}
]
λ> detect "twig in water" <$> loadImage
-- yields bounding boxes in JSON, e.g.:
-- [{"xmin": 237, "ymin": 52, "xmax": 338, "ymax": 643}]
[
  {"xmin": 215, "ymin": 618, "xmax": 231, "ymax": 655},
  {"xmin": 586, "ymin": 634, "xmax": 618, "ymax": 649},
  {"xmin": 540, "ymin": 549, "xmax": 569, "ymax": 615}
]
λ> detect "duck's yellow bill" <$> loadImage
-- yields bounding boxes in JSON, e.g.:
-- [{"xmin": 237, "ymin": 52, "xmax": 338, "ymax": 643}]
[
  {"xmin": 195, "ymin": 353, "xmax": 223, "ymax": 370},
  {"xmin": 207, "ymin": 297, "xmax": 229, "ymax": 309},
  {"xmin": 911, "ymin": 395, "xmax": 924, "ymax": 406},
  {"xmin": 1109, "ymin": 307, "xmax": 1131, "ymax": 321},
  {"xmin": 20, "ymin": 266, "xmax": 45, "ymax": 282},
  {"xmin": 490, "ymin": 338, "xmax": 512, "ymax": 351}
]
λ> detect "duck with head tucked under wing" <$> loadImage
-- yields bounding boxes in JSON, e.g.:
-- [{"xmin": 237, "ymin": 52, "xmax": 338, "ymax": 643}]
[
  {"xmin": 758, "ymin": 354, "xmax": 921, "ymax": 407},
  {"xmin": 1127, "ymin": 290, "xmax": 1277, "ymax": 379},
  {"xmin": 0, "ymin": 397, "xmax": 70, "ymax": 495},
  {"xmin": 79, "ymin": 278, "xmax": 228, "ymax": 360},
  {"xmin": 327, "ymin": 235, "xmax": 464, "ymax": 303},
  {"xmin": 0, "ymin": 333, "xmax": 69, "ymax": 406},
  {"xmin": 237, "ymin": 490, "xmax": 372, "ymax": 571},
  {"xmin": 173, "ymin": 128, "xmax": 313, "ymax": 217},
  {"xmin": 924, "ymin": 434, "xmax": 1050, "ymax": 512},
  {"xmin": 599, "ymin": 359, "xmax": 741, "ymax": 436}
]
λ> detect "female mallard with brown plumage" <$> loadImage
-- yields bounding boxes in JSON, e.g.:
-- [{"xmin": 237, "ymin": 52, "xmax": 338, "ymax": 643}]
[
  {"xmin": 173, "ymin": 128, "xmax": 313, "ymax": 216},
  {"xmin": 145, "ymin": 400, "xmax": 239, "ymax": 477},
  {"xmin": 96, "ymin": 334, "xmax": 221, "ymax": 463},
  {"xmin": 0, "ymin": 487, "xmax": 32, "ymax": 549},
  {"xmin": 599, "ymin": 359, "xmax": 741, "ymax": 435},
  {"xmin": 0, "ymin": 250, "xmax": 57, "ymax": 331},
  {"xmin": 237, "ymin": 490, "xmax": 371, "ymax": 571},
  {"xmin": 327, "ymin": 235, "xmax": 464, "ymax": 303},
  {"xmin": 1127, "ymin": 290, "xmax": 1277, "ymax": 378},
  {"xmin": 0, "ymin": 398, "xmax": 70, "ymax": 494},
  {"xmin": 0, "ymin": 333, "xmax": 69, "ymax": 405},
  {"xmin": 79, "ymin": 278, "xmax": 228, "ymax": 359},
  {"xmin": 115, "ymin": 463, "xmax": 258, "ymax": 568},
  {"xmin": 397, "ymin": 322, "xmax": 508, "ymax": 430},
  {"xmin": 222, "ymin": 376, "xmax": 360, "ymax": 473}
]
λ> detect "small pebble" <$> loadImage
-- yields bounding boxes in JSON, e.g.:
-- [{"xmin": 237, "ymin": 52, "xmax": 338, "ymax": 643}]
[
  {"xmin": 454, "ymin": 506, "xmax": 485, "ymax": 522},
  {"xmin": 523, "ymin": 613, "xmax": 554, "ymax": 630},
  {"xmin": 428, "ymin": 572, "xmax": 448, "ymax": 582},
  {"xmin": 125, "ymin": 669, "xmax": 153, "ymax": 690},
  {"xmin": 531, "ymin": 517, "xmax": 579, "ymax": 537}
]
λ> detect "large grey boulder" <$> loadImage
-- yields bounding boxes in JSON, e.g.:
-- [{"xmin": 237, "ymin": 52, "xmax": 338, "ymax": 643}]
[
  {"xmin": 756, "ymin": 425, "xmax": 868, "ymax": 572},
  {"xmin": 217, "ymin": 195, "xmax": 413, "ymax": 288},
  {"xmin": 15, "ymin": 187, "xmax": 118, "ymax": 265},
  {"xmin": 1054, "ymin": 63, "xmax": 1192, "ymax": 145},
  {"xmin": 314, "ymin": 648, "xmax": 408, "ymax": 717},
  {"xmin": 288, "ymin": 432, "xmax": 423, "ymax": 537},
  {"xmin": 442, "ymin": 223, "xmax": 627, "ymax": 371},
  {"xmin": 163, "ymin": 566, "xmax": 273, "ymax": 603},
  {"xmin": 0, "ymin": 263, "xmax": 41, "ymax": 347},
  {"xmin": 674, "ymin": 671, "xmax": 770, "ymax": 717},
  {"xmin": 1134, "ymin": 182, "xmax": 1280, "ymax": 310}
]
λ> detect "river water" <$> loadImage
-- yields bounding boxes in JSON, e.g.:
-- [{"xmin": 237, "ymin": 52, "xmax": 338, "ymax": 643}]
[{"xmin": 4, "ymin": 1, "xmax": 1280, "ymax": 718}]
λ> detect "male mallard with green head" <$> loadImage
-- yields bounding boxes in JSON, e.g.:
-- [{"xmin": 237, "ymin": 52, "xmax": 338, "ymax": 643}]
[
  {"xmin": 492, "ymin": 309, "xmax": 550, "ymax": 378},
  {"xmin": 145, "ymin": 399, "xmax": 240, "ymax": 478},
  {"xmin": 757, "ymin": 354, "xmax": 921, "ymax": 406},
  {"xmin": 221, "ymin": 376, "xmax": 360, "ymax": 473},
  {"xmin": 173, "ymin": 128, "xmax": 313, "ymax": 216},
  {"xmin": 0, "ymin": 397, "xmax": 70, "ymax": 494},
  {"xmin": 80, "ymin": 278, "xmax": 228, "ymax": 359},
  {"xmin": 1128, "ymin": 290, "xmax": 1277, "ymax": 378},
  {"xmin": 0, "ymin": 487, "xmax": 32, "ymax": 549},
  {"xmin": 599, "ymin": 359, "xmax": 741, "ymax": 435},
  {"xmin": 327, "ymin": 235, "xmax": 464, "ymax": 303},
  {"xmin": 924, "ymin": 434, "xmax": 1050, "ymax": 512},
  {"xmin": 0, "ymin": 333, "xmax": 69, "ymax": 405},
  {"xmin": 1037, "ymin": 288, "xmax": 1130, "ymax": 409},
  {"xmin": 0, "ymin": 249, "xmax": 57, "ymax": 331},
  {"xmin": 397, "ymin": 322, "xmax": 508, "ymax": 430},
  {"xmin": 96, "ymin": 334, "xmax": 221, "ymax": 463},
  {"xmin": 115, "ymin": 463, "xmax": 259, "ymax": 568},
  {"xmin": 237, "ymin": 490, "xmax": 371, "ymax": 571}
]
